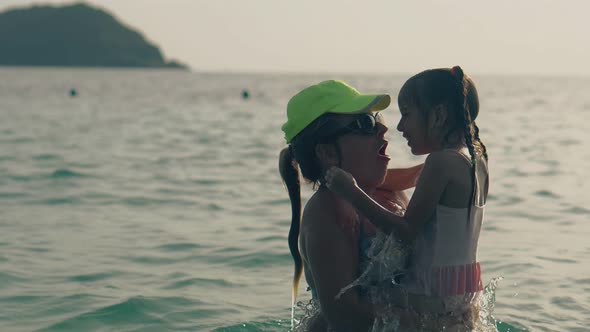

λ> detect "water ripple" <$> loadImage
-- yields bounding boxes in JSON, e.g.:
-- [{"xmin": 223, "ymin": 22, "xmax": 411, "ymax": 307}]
[
  {"xmin": 0, "ymin": 271, "xmax": 29, "ymax": 287},
  {"xmin": 533, "ymin": 190, "xmax": 561, "ymax": 199},
  {"xmin": 222, "ymin": 252, "xmax": 291, "ymax": 268},
  {"xmin": 550, "ymin": 296, "xmax": 588, "ymax": 312},
  {"xmin": 36, "ymin": 296, "xmax": 193, "ymax": 331},
  {"xmin": 0, "ymin": 191, "xmax": 30, "ymax": 199},
  {"xmin": 67, "ymin": 272, "xmax": 116, "ymax": 283},
  {"xmin": 51, "ymin": 169, "xmax": 87, "ymax": 178},
  {"xmin": 26, "ymin": 197, "xmax": 82, "ymax": 205},
  {"xmin": 561, "ymin": 206, "xmax": 590, "ymax": 214},
  {"xmin": 155, "ymin": 242, "xmax": 202, "ymax": 252},
  {"xmin": 32, "ymin": 154, "xmax": 63, "ymax": 161},
  {"xmin": 535, "ymin": 256, "xmax": 578, "ymax": 264},
  {"xmin": 163, "ymin": 277, "xmax": 234, "ymax": 290}
]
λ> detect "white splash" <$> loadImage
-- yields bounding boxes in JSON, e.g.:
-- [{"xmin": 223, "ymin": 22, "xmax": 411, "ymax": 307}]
[{"xmin": 294, "ymin": 231, "xmax": 502, "ymax": 331}]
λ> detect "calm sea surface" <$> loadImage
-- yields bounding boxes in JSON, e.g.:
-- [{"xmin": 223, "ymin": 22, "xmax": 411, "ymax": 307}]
[{"xmin": 0, "ymin": 68, "xmax": 589, "ymax": 332}]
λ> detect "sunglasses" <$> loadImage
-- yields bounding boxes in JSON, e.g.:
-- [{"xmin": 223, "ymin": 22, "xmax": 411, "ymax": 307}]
[
  {"xmin": 335, "ymin": 111, "xmax": 384, "ymax": 135},
  {"xmin": 316, "ymin": 112, "xmax": 384, "ymax": 143}
]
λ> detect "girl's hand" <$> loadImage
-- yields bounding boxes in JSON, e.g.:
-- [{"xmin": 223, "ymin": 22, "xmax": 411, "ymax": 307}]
[{"xmin": 325, "ymin": 166, "xmax": 358, "ymax": 200}]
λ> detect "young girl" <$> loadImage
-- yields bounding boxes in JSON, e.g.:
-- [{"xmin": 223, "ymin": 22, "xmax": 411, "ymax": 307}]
[{"xmin": 325, "ymin": 66, "xmax": 489, "ymax": 330}]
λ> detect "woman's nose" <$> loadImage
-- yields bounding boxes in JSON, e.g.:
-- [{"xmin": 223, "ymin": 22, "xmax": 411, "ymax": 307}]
[{"xmin": 377, "ymin": 123, "xmax": 388, "ymax": 136}]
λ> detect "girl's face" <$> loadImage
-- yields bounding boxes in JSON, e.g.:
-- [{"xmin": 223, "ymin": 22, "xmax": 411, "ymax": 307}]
[
  {"xmin": 328, "ymin": 113, "xmax": 391, "ymax": 191},
  {"xmin": 396, "ymin": 102, "xmax": 432, "ymax": 155}
]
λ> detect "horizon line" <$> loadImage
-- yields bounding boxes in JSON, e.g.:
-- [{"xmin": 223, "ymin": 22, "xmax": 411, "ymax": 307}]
[{"xmin": 1, "ymin": 65, "xmax": 589, "ymax": 79}]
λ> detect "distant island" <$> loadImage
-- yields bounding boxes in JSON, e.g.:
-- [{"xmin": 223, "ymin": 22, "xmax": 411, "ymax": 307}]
[{"xmin": 0, "ymin": 3, "xmax": 187, "ymax": 69}]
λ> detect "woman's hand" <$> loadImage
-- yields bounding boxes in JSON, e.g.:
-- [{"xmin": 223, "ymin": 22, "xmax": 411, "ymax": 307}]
[{"xmin": 324, "ymin": 166, "xmax": 359, "ymax": 201}]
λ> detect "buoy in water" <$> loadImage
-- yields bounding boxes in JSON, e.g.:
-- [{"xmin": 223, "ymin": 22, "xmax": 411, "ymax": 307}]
[{"xmin": 241, "ymin": 89, "xmax": 249, "ymax": 99}]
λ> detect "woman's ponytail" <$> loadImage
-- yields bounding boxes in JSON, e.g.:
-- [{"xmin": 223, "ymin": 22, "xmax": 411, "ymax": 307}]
[{"xmin": 279, "ymin": 146, "xmax": 303, "ymax": 319}]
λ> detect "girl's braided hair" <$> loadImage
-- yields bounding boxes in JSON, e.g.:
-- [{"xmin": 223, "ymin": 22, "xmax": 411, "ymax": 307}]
[{"xmin": 450, "ymin": 66, "xmax": 488, "ymax": 164}]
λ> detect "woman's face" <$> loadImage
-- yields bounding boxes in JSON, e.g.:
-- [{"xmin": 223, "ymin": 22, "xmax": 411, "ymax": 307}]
[{"xmin": 330, "ymin": 113, "xmax": 391, "ymax": 191}]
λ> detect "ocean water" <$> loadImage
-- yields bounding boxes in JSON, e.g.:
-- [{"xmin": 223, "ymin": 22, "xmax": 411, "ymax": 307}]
[{"xmin": 0, "ymin": 67, "xmax": 589, "ymax": 332}]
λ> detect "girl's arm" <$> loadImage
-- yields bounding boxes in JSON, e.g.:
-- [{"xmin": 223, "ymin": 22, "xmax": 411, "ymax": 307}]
[
  {"xmin": 325, "ymin": 153, "xmax": 451, "ymax": 241},
  {"xmin": 325, "ymin": 168, "xmax": 409, "ymax": 237}
]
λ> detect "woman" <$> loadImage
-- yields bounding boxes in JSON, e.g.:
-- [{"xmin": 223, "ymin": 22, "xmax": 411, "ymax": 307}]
[{"xmin": 279, "ymin": 80, "xmax": 422, "ymax": 331}]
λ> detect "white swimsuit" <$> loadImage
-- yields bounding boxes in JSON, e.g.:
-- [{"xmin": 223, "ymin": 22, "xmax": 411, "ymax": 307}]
[{"xmin": 402, "ymin": 151, "xmax": 488, "ymax": 299}]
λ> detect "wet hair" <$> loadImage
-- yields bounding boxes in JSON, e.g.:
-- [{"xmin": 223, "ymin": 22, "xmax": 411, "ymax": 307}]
[{"xmin": 278, "ymin": 113, "xmax": 345, "ymax": 307}]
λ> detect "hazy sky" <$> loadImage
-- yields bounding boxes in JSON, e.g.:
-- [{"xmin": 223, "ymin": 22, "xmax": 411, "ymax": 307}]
[{"xmin": 2, "ymin": 0, "xmax": 589, "ymax": 76}]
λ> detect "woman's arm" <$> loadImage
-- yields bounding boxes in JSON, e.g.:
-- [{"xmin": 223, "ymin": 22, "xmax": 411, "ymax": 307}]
[
  {"xmin": 374, "ymin": 164, "xmax": 423, "ymax": 211},
  {"xmin": 380, "ymin": 164, "xmax": 424, "ymax": 192},
  {"xmin": 302, "ymin": 194, "xmax": 375, "ymax": 332}
]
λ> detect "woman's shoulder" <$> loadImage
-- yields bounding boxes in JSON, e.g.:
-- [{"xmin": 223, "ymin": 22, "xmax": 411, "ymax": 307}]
[
  {"xmin": 305, "ymin": 189, "xmax": 355, "ymax": 216},
  {"xmin": 302, "ymin": 189, "xmax": 359, "ymax": 238}
]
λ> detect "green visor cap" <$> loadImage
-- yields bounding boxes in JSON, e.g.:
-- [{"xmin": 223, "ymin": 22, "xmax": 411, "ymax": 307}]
[{"xmin": 282, "ymin": 80, "xmax": 391, "ymax": 143}]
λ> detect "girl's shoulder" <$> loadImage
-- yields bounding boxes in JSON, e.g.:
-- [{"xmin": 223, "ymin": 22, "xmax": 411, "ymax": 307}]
[
  {"xmin": 425, "ymin": 148, "xmax": 472, "ymax": 175},
  {"xmin": 423, "ymin": 149, "xmax": 476, "ymax": 197}
]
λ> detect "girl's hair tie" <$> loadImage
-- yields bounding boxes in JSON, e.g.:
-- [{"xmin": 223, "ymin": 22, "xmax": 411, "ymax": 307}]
[{"xmin": 450, "ymin": 65, "xmax": 464, "ymax": 80}]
